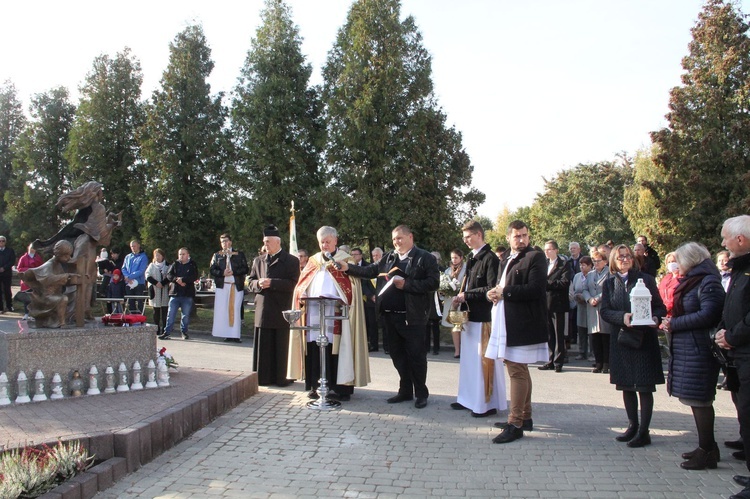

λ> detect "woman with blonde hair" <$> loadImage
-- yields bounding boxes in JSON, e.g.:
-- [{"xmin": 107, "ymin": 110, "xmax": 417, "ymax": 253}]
[
  {"xmin": 601, "ymin": 244, "xmax": 666, "ymax": 448},
  {"xmin": 145, "ymin": 248, "xmax": 170, "ymax": 336}
]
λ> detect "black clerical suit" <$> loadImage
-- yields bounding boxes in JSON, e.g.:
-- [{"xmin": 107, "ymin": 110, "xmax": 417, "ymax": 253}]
[
  {"xmin": 247, "ymin": 250, "xmax": 300, "ymax": 386},
  {"xmin": 545, "ymin": 257, "xmax": 570, "ymax": 368}
]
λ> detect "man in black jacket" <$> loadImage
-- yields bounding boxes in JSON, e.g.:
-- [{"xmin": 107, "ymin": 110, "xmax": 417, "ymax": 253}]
[
  {"xmin": 0, "ymin": 236, "xmax": 16, "ymax": 313},
  {"xmin": 451, "ymin": 220, "xmax": 503, "ymax": 417},
  {"xmin": 714, "ymin": 215, "xmax": 750, "ymax": 499},
  {"xmin": 539, "ymin": 240, "xmax": 570, "ymax": 372},
  {"xmin": 162, "ymin": 247, "xmax": 199, "ymax": 340},
  {"xmin": 487, "ymin": 220, "xmax": 549, "ymax": 444},
  {"xmin": 341, "ymin": 225, "xmax": 439, "ymax": 409}
]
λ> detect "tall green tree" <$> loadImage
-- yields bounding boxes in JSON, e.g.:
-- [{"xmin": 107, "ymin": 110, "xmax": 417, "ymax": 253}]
[
  {"xmin": 646, "ymin": 0, "xmax": 750, "ymax": 252},
  {"xmin": 322, "ymin": 0, "xmax": 483, "ymax": 251},
  {"xmin": 5, "ymin": 87, "xmax": 76, "ymax": 244},
  {"xmin": 139, "ymin": 25, "xmax": 230, "ymax": 265},
  {"xmin": 67, "ymin": 48, "xmax": 145, "ymax": 245},
  {"xmin": 232, "ymin": 0, "xmax": 324, "ymax": 250},
  {"xmin": 0, "ymin": 81, "xmax": 27, "ymax": 235},
  {"xmin": 528, "ymin": 159, "xmax": 634, "ymax": 249}
]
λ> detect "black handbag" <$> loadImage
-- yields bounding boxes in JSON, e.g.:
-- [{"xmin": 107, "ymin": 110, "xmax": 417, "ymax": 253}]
[{"xmin": 618, "ymin": 327, "xmax": 645, "ymax": 349}]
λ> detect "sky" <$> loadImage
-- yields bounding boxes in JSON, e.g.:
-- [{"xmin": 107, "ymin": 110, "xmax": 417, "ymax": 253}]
[{"xmin": 2, "ymin": 0, "xmax": 746, "ymax": 220}]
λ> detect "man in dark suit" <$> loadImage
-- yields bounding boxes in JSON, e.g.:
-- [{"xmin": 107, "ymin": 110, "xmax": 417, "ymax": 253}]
[
  {"xmin": 486, "ymin": 220, "xmax": 549, "ymax": 443},
  {"xmin": 341, "ymin": 225, "xmax": 440, "ymax": 409},
  {"xmin": 0, "ymin": 236, "xmax": 16, "ymax": 313},
  {"xmin": 451, "ymin": 220, "xmax": 503, "ymax": 417},
  {"xmin": 539, "ymin": 240, "xmax": 570, "ymax": 372},
  {"xmin": 351, "ymin": 247, "xmax": 379, "ymax": 352},
  {"xmin": 566, "ymin": 242, "xmax": 582, "ymax": 349},
  {"xmin": 247, "ymin": 225, "xmax": 300, "ymax": 386}
]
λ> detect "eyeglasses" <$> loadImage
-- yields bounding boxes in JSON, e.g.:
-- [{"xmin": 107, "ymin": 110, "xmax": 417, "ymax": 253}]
[{"xmin": 616, "ymin": 255, "xmax": 633, "ymax": 261}]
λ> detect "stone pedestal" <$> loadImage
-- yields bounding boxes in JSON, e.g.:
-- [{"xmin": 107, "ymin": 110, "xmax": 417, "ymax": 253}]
[{"xmin": 0, "ymin": 323, "xmax": 157, "ymax": 398}]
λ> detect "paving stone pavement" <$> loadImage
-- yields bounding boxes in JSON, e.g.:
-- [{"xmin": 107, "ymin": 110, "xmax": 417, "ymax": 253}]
[{"xmin": 97, "ymin": 341, "xmax": 746, "ymax": 499}]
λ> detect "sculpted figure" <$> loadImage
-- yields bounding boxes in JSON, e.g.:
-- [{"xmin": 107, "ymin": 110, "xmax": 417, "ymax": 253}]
[{"xmin": 23, "ymin": 240, "xmax": 81, "ymax": 328}]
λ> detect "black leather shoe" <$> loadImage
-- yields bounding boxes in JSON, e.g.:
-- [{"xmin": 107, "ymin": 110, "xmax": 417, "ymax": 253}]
[
  {"xmin": 387, "ymin": 394, "xmax": 413, "ymax": 404},
  {"xmin": 734, "ymin": 450, "xmax": 746, "ymax": 460},
  {"xmin": 730, "ymin": 486, "xmax": 750, "ymax": 499},
  {"xmin": 450, "ymin": 402, "xmax": 468, "ymax": 410},
  {"xmin": 727, "ymin": 439, "xmax": 745, "ymax": 450},
  {"xmin": 554, "ymin": 365, "xmax": 563, "ymax": 373},
  {"xmin": 307, "ymin": 390, "xmax": 319, "ymax": 400},
  {"xmin": 415, "ymin": 397, "xmax": 428, "ymax": 409},
  {"xmin": 492, "ymin": 424, "xmax": 523, "ymax": 444},
  {"xmin": 627, "ymin": 431, "xmax": 651, "ymax": 448},
  {"xmin": 537, "ymin": 363, "xmax": 554, "ymax": 371},
  {"xmin": 494, "ymin": 419, "xmax": 533, "ymax": 432},
  {"xmin": 734, "ymin": 475, "xmax": 750, "ymax": 487},
  {"xmin": 615, "ymin": 424, "xmax": 639, "ymax": 442},
  {"xmin": 471, "ymin": 409, "xmax": 497, "ymax": 418},
  {"xmin": 328, "ymin": 392, "xmax": 350, "ymax": 402}
]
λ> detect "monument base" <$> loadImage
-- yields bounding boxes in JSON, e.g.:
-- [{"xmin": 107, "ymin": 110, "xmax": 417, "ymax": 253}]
[{"xmin": 0, "ymin": 321, "xmax": 157, "ymax": 398}]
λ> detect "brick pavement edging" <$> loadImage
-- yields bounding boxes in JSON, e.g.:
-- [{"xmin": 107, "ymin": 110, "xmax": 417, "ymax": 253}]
[{"xmin": 33, "ymin": 372, "xmax": 258, "ymax": 499}]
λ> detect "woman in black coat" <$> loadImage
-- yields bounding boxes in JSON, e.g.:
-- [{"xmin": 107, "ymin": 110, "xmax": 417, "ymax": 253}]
[
  {"xmin": 662, "ymin": 242, "xmax": 725, "ymax": 470},
  {"xmin": 601, "ymin": 244, "xmax": 667, "ymax": 448}
]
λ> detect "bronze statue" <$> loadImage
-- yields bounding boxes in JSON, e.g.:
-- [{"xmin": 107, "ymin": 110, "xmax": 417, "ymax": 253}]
[
  {"xmin": 23, "ymin": 241, "xmax": 81, "ymax": 328},
  {"xmin": 32, "ymin": 182, "xmax": 121, "ymax": 327}
]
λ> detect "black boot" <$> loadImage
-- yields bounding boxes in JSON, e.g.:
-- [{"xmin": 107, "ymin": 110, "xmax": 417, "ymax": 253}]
[
  {"xmin": 616, "ymin": 423, "xmax": 639, "ymax": 442},
  {"xmin": 627, "ymin": 430, "xmax": 651, "ymax": 448},
  {"xmin": 680, "ymin": 446, "xmax": 719, "ymax": 470},
  {"xmin": 682, "ymin": 442, "xmax": 720, "ymax": 462}
]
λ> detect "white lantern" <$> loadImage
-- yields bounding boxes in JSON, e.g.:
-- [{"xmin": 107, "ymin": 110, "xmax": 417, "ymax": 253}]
[
  {"xmin": 87, "ymin": 366, "xmax": 101, "ymax": 395},
  {"xmin": 0, "ymin": 373, "xmax": 10, "ymax": 405},
  {"xmin": 131, "ymin": 361, "xmax": 143, "ymax": 390},
  {"xmin": 50, "ymin": 373, "xmax": 64, "ymax": 400},
  {"xmin": 15, "ymin": 371, "xmax": 30, "ymax": 404},
  {"xmin": 145, "ymin": 360, "xmax": 158, "ymax": 389},
  {"xmin": 32, "ymin": 370, "xmax": 47, "ymax": 402},
  {"xmin": 629, "ymin": 278, "xmax": 655, "ymax": 326},
  {"xmin": 104, "ymin": 367, "xmax": 116, "ymax": 393},
  {"xmin": 117, "ymin": 363, "xmax": 130, "ymax": 392}
]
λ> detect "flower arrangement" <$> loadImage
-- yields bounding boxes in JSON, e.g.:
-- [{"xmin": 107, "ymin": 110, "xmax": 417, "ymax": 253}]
[
  {"xmin": 0, "ymin": 440, "xmax": 94, "ymax": 498},
  {"xmin": 439, "ymin": 273, "xmax": 461, "ymax": 297},
  {"xmin": 158, "ymin": 347, "xmax": 179, "ymax": 370}
]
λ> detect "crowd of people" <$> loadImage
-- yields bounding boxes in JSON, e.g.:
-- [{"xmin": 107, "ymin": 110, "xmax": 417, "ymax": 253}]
[{"xmin": 4, "ymin": 213, "xmax": 750, "ymax": 497}]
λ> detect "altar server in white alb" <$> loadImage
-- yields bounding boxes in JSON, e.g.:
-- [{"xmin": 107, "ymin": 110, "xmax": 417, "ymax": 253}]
[
  {"xmin": 210, "ymin": 233, "xmax": 249, "ymax": 343},
  {"xmin": 451, "ymin": 220, "xmax": 506, "ymax": 418}
]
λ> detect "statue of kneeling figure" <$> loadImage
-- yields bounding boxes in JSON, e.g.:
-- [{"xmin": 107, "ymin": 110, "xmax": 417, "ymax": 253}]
[{"xmin": 24, "ymin": 240, "xmax": 81, "ymax": 328}]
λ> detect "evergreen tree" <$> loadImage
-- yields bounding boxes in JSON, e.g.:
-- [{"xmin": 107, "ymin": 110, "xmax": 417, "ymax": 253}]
[
  {"xmin": 647, "ymin": 0, "xmax": 750, "ymax": 250},
  {"xmin": 232, "ymin": 0, "xmax": 324, "ymax": 250},
  {"xmin": 528, "ymin": 159, "xmax": 634, "ymax": 249},
  {"xmin": 67, "ymin": 48, "xmax": 145, "ymax": 246},
  {"xmin": 5, "ymin": 87, "xmax": 76, "ymax": 244},
  {"xmin": 322, "ymin": 0, "xmax": 483, "ymax": 251},
  {"xmin": 0, "ymin": 81, "xmax": 27, "ymax": 235},
  {"xmin": 139, "ymin": 25, "xmax": 230, "ymax": 265}
]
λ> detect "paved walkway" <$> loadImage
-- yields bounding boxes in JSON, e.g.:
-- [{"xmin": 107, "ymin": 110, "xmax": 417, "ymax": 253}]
[
  {"xmin": 0, "ymin": 311, "xmax": 745, "ymax": 498},
  {"xmin": 100, "ymin": 338, "xmax": 743, "ymax": 498}
]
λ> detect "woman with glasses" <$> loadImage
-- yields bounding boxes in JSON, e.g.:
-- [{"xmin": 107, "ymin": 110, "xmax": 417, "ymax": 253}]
[
  {"xmin": 584, "ymin": 250, "xmax": 610, "ymax": 373},
  {"xmin": 601, "ymin": 244, "xmax": 666, "ymax": 448},
  {"xmin": 662, "ymin": 242, "xmax": 724, "ymax": 470}
]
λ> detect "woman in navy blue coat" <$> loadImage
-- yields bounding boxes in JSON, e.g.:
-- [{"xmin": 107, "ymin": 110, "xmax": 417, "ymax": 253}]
[{"xmin": 663, "ymin": 242, "xmax": 725, "ymax": 470}]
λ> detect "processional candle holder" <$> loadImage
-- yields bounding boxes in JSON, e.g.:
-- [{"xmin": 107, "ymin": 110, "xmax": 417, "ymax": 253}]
[
  {"xmin": 284, "ymin": 296, "xmax": 350, "ymax": 411},
  {"xmin": 629, "ymin": 278, "xmax": 655, "ymax": 326}
]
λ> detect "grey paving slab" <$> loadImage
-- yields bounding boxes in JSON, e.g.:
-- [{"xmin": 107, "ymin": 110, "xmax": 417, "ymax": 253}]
[{"xmin": 96, "ymin": 339, "xmax": 745, "ymax": 499}]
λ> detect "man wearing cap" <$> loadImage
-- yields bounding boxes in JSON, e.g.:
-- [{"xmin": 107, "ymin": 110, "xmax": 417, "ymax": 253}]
[
  {"xmin": 0, "ymin": 236, "xmax": 16, "ymax": 313},
  {"xmin": 247, "ymin": 225, "xmax": 300, "ymax": 386},
  {"xmin": 287, "ymin": 226, "xmax": 369, "ymax": 401}
]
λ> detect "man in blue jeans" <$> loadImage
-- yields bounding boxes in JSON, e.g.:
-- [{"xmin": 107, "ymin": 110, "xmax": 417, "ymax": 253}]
[{"xmin": 162, "ymin": 247, "xmax": 199, "ymax": 340}]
